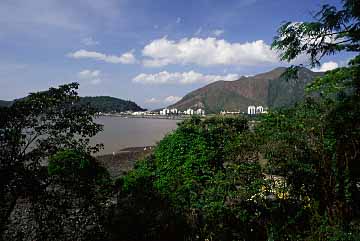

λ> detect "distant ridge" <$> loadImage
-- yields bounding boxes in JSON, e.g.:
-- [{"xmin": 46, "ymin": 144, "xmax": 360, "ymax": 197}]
[
  {"xmin": 168, "ymin": 67, "xmax": 323, "ymax": 113},
  {"xmin": 0, "ymin": 96, "xmax": 146, "ymax": 113},
  {"xmin": 80, "ymin": 96, "xmax": 146, "ymax": 113},
  {"xmin": 0, "ymin": 100, "xmax": 12, "ymax": 107}
]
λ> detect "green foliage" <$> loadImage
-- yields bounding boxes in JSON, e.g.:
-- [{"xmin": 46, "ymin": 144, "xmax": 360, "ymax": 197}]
[
  {"xmin": 0, "ymin": 83, "xmax": 110, "ymax": 241},
  {"xmin": 110, "ymin": 156, "xmax": 186, "ymax": 241},
  {"xmin": 153, "ymin": 116, "xmax": 249, "ymax": 209},
  {"xmin": 268, "ymin": 0, "xmax": 360, "ymax": 238},
  {"xmin": 119, "ymin": 116, "xmax": 271, "ymax": 240},
  {"xmin": 48, "ymin": 149, "xmax": 90, "ymax": 176},
  {"xmin": 272, "ymin": 1, "xmax": 360, "ymax": 67},
  {"xmin": 118, "ymin": 2, "xmax": 360, "ymax": 239},
  {"xmin": 48, "ymin": 149, "xmax": 111, "ymax": 193}
]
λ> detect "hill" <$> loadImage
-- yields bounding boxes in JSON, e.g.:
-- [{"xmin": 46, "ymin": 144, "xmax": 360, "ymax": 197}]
[
  {"xmin": 0, "ymin": 100, "xmax": 12, "ymax": 107},
  {"xmin": 80, "ymin": 96, "xmax": 146, "ymax": 112},
  {"xmin": 1, "ymin": 96, "xmax": 145, "ymax": 113},
  {"xmin": 168, "ymin": 67, "xmax": 323, "ymax": 113}
]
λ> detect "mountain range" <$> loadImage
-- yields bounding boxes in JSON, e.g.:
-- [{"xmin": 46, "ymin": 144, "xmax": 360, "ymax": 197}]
[
  {"xmin": 168, "ymin": 67, "xmax": 323, "ymax": 113},
  {"xmin": 0, "ymin": 100, "xmax": 12, "ymax": 107},
  {"xmin": 0, "ymin": 96, "xmax": 146, "ymax": 113}
]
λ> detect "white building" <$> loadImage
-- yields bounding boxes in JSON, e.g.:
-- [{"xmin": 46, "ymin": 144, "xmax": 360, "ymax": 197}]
[
  {"xmin": 247, "ymin": 106, "xmax": 256, "ymax": 115},
  {"xmin": 256, "ymin": 106, "xmax": 264, "ymax": 114},
  {"xmin": 185, "ymin": 108, "xmax": 194, "ymax": 115},
  {"xmin": 248, "ymin": 105, "xmax": 266, "ymax": 115},
  {"xmin": 170, "ymin": 108, "xmax": 178, "ymax": 114},
  {"xmin": 132, "ymin": 111, "xmax": 146, "ymax": 116},
  {"xmin": 160, "ymin": 108, "xmax": 170, "ymax": 115},
  {"xmin": 196, "ymin": 108, "xmax": 205, "ymax": 115}
]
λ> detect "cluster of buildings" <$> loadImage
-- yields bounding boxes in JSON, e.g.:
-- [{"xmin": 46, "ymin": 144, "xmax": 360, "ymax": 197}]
[
  {"xmin": 247, "ymin": 105, "xmax": 267, "ymax": 115},
  {"xmin": 100, "ymin": 105, "xmax": 267, "ymax": 117},
  {"xmin": 220, "ymin": 106, "xmax": 268, "ymax": 116},
  {"xmin": 159, "ymin": 108, "xmax": 205, "ymax": 116},
  {"xmin": 220, "ymin": 110, "xmax": 241, "ymax": 115}
]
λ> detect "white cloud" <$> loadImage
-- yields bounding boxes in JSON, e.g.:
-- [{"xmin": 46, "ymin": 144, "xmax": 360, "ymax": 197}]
[
  {"xmin": 90, "ymin": 78, "xmax": 102, "ymax": 85},
  {"xmin": 164, "ymin": 96, "xmax": 182, "ymax": 104},
  {"xmin": 68, "ymin": 49, "xmax": 136, "ymax": 64},
  {"xmin": 212, "ymin": 29, "xmax": 224, "ymax": 36},
  {"xmin": 176, "ymin": 17, "xmax": 182, "ymax": 24},
  {"xmin": 145, "ymin": 96, "xmax": 182, "ymax": 105},
  {"xmin": 133, "ymin": 71, "xmax": 239, "ymax": 85},
  {"xmin": 77, "ymin": 69, "xmax": 102, "ymax": 85},
  {"xmin": 78, "ymin": 69, "xmax": 101, "ymax": 78},
  {"xmin": 142, "ymin": 37, "xmax": 278, "ymax": 67},
  {"xmin": 312, "ymin": 61, "xmax": 339, "ymax": 72},
  {"xmin": 81, "ymin": 37, "xmax": 99, "ymax": 46}
]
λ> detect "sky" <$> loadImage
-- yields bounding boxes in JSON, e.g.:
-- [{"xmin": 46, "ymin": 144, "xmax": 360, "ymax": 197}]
[{"xmin": 0, "ymin": 0, "xmax": 353, "ymax": 109}]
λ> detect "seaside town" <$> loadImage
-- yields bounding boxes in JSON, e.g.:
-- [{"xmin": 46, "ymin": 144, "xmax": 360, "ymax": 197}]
[{"xmin": 97, "ymin": 105, "xmax": 268, "ymax": 118}]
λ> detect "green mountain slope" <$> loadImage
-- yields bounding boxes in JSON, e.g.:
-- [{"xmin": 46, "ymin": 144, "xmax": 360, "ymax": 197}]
[
  {"xmin": 80, "ymin": 96, "xmax": 146, "ymax": 112},
  {"xmin": 169, "ymin": 67, "xmax": 323, "ymax": 113},
  {"xmin": 1, "ymin": 96, "xmax": 145, "ymax": 112}
]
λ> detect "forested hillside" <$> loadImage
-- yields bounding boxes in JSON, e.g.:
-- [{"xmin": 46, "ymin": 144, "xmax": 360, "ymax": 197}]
[
  {"xmin": 0, "ymin": 96, "xmax": 145, "ymax": 112},
  {"xmin": 169, "ymin": 67, "xmax": 322, "ymax": 113},
  {"xmin": 80, "ymin": 96, "xmax": 146, "ymax": 112}
]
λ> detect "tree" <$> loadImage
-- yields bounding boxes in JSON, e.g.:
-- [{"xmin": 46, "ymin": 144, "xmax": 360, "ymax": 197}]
[
  {"xmin": 272, "ymin": 0, "xmax": 359, "ymax": 67},
  {"xmin": 0, "ymin": 83, "xmax": 109, "ymax": 241},
  {"xmin": 120, "ymin": 116, "xmax": 269, "ymax": 240},
  {"xmin": 271, "ymin": 0, "xmax": 360, "ymax": 238}
]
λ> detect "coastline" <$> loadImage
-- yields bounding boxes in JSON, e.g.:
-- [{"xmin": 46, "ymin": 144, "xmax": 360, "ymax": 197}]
[
  {"xmin": 96, "ymin": 113, "xmax": 190, "ymax": 120},
  {"xmin": 96, "ymin": 146, "xmax": 154, "ymax": 179}
]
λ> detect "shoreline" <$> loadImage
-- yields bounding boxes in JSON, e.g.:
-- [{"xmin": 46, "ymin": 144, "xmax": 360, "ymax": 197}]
[
  {"xmin": 96, "ymin": 114, "xmax": 190, "ymax": 120},
  {"xmin": 96, "ymin": 146, "xmax": 154, "ymax": 179}
]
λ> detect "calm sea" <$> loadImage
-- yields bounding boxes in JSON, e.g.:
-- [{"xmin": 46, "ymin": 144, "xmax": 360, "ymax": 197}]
[{"xmin": 91, "ymin": 116, "xmax": 180, "ymax": 155}]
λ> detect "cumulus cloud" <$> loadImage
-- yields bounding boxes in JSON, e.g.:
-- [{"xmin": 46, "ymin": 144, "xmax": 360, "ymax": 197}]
[
  {"xmin": 312, "ymin": 61, "xmax": 339, "ymax": 72},
  {"xmin": 176, "ymin": 17, "xmax": 182, "ymax": 24},
  {"xmin": 145, "ymin": 96, "xmax": 182, "ymax": 105},
  {"xmin": 68, "ymin": 49, "xmax": 136, "ymax": 64},
  {"xmin": 212, "ymin": 29, "xmax": 224, "ymax": 36},
  {"xmin": 142, "ymin": 37, "xmax": 278, "ymax": 67},
  {"xmin": 81, "ymin": 37, "xmax": 99, "ymax": 46},
  {"xmin": 164, "ymin": 96, "xmax": 182, "ymax": 103},
  {"xmin": 78, "ymin": 69, "xmax": 100, "ymax": 78},
  {"xmin": 133, "ymin": 71, "xmax": 239, "ymax": 85},
  {"xmin": 77, "ymin": 69, "xmax": 102, "ymax": 85}
]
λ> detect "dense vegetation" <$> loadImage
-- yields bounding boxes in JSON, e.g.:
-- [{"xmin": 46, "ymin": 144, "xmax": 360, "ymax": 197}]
[
  {"xmin": 110, "ymin": 0, "xmax": 360, "ymax": 240},
  {"xmin": 80, "ymin": 96, "xmax": 146, "ymax": 113},
  {"xmin": 0, "ymin": 83, "xmax": 112, "ymax": 241},
  {"xmin": 1, "ymin": 0, "xmax": 359, "ymax": 240}
]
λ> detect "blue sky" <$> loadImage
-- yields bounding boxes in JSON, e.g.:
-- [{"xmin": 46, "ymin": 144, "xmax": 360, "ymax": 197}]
[{"xmin": 0, "ymin": 0, "xmax": 352, "ymax": 109}]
